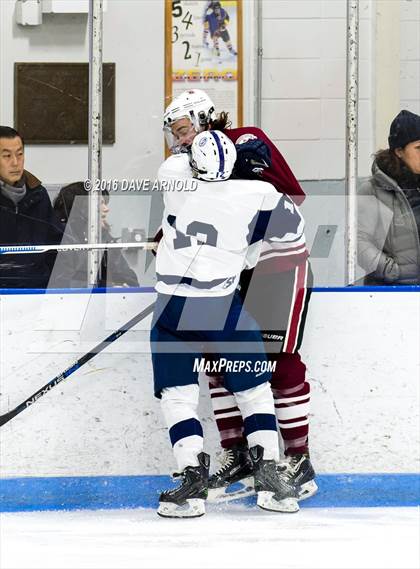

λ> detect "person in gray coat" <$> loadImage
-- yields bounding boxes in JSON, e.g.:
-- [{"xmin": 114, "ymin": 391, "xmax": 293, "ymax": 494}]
[{"xmin": 358, "ymin": 110, "xmax": 420, "ymax": 285}]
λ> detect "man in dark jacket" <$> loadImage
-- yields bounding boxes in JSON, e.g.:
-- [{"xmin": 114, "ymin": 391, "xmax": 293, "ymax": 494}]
[{"xmin": 0, "ymin": 126, "xmax": 63, "ymax": 288}]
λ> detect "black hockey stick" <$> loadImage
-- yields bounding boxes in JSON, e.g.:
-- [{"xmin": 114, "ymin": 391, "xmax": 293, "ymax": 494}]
[{"xmin": 0, "ymin": 301, "xmax": 155, "ymax": 428}]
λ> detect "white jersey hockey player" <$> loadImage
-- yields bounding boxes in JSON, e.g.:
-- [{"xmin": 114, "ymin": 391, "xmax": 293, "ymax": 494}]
[
  {"xmin": 156, "ymin": 132, "xmax": 304, "ymax": 297},
  {"xmin": 151, "ymin": 130, "xmax": 304, "ymax": 518}
]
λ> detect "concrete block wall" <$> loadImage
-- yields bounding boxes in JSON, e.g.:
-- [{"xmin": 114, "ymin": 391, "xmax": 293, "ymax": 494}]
[
  {"xmin": 0, "ymin": 0, "xmax": 165, "ymax": 184},
  {"xmin": 261, "ymin": 0, "xmax": 420, "ymax": 180},
  {"xmin": 400, "ymin": 0, "xmax": 420, "ymax": 114},
  {"xmin": 1, "ymin": 0, "xmax": 419, "ymax": 184},
  {"xmin": 261, "ymin": 0, "xmax": 374, "ymax": 180}
]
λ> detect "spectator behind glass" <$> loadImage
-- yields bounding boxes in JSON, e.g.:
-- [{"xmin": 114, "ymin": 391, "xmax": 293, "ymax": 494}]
[
  {"xmin": 358, "ymin": 110, "xmax": 420, "ymax": 285},
  {"xmin": 0, "ymin": 126, "xmax": 63, "ymax": 289},
  {"xmin": 51, "ymin": 182, "xmax": 138, "ymax": 288}
]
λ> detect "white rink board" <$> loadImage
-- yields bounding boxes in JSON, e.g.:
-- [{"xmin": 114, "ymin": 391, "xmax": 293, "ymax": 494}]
[{"xmin": 0, "ymin": 289, "xmax": 419, "ymax": 477}]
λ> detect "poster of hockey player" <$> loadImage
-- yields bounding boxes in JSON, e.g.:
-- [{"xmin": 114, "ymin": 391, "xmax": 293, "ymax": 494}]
[{"xmin": 167, "ymin": 0, "xmax": 242, "ymax": 127}]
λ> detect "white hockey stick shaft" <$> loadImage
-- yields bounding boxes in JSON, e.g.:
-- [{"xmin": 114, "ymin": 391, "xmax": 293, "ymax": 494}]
[{"xmin": 0, "ymin": 242, "xmax": 157, "ymax": 255}]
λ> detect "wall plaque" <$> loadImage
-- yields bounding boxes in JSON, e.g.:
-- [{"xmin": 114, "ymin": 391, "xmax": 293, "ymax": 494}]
[{"xmin": 14, "ymin": 62, "xmax": 115, "ymax": 144}]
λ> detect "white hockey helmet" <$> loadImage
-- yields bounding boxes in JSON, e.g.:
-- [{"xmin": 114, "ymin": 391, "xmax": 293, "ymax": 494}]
[
  {"xmin": 163, "ymin": 89, "xmax": 216, "ymax": 153},
  {"xmin": 190, "ymin": 130, "xmax": 237, "ymax": 181}
]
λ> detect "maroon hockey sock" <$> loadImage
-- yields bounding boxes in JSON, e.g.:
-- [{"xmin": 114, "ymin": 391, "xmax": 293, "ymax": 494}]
[
  {"xmin": 270, "ymin": 352, "xmax": 310, "ymax": 455},
  {"xmin": 208, "ymin": 375, "xmax": 246, "ymax": 449}
]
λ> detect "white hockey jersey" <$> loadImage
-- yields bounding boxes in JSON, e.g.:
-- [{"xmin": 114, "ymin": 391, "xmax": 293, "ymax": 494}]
[{"xmin": 156, "ymin": 154, "xmax": 304, "ymax": 297}]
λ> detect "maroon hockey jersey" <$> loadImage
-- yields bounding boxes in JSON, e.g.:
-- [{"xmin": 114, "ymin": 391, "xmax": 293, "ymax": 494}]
[{"xmin": 223, "ymin": 126, "xmax": 309, "ymax": 273}]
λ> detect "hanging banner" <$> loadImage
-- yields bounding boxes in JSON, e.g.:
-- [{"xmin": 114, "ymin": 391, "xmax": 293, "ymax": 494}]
[{"xmin": 165, "ymin": 0, "xmax": 243, "ymax": 130}]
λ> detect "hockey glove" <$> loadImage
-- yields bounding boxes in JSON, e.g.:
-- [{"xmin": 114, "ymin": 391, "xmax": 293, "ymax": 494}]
[{"xmin": 233, "ymin": 138, "xmax": 272, "ymax": 179}]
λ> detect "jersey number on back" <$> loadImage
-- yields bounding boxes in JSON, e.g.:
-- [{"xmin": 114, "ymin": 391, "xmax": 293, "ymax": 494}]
[{"xmin": 167, "ymin": 215, "xmax": 218, "ymax": 249}]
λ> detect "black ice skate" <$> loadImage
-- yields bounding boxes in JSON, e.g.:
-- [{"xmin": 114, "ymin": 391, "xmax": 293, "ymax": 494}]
[
  {"xmin": 207, "ymin": 443, "xmax": 255, "ymax": 502},
  {"xmin": 157, "ymin": 452, "xmax": 210, "ymax": 518},
  {"xmin": 280, "ymin": 453, "xmax": 318, "ymax": 501},
  {"xmin": 250, "ymin": 445, "xmax": 299, "ymax": 513}
]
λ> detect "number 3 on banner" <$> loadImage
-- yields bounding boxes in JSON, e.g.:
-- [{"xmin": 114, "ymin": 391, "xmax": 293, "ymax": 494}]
[{"xmin": 172, "ymin": 25, "xmax": 179, "ymax": 43}]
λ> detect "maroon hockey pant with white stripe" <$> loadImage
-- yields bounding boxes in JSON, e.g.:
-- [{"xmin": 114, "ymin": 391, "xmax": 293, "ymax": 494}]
[{"xmin": 208, "ymin": 261, "xmax": 312, "ymax": 456}]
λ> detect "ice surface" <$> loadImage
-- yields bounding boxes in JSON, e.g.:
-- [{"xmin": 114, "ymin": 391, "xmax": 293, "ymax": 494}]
[{"xmin": 1, "ymin": 506, "xmax": 418, "ymax": 569}]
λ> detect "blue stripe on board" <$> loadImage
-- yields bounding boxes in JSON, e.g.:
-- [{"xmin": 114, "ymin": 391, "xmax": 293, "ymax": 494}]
[
  {"xmin": 1, "ymin": 286, "xmax": 419, "ymax": 296},
  {"xmin": 0, "ymin": 287, "xmax": 156, "ymax": 295},
  {"xmin": 1, "ymin": 473, "xmax": 417, "ymax": 512},
  {"xmin": 312, "ymin": 285, "xmax": 420, "ymax": 292}
]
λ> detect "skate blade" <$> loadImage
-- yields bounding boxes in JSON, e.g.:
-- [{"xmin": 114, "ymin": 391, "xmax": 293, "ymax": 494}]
[
  {"xmin": 207, "ymin": 477, "xmax": 255, "ymax": 503},
  {"xmin": 157, "ymin": 498, "xmax": 206, "ymax": 518},
  {"xmin": 298, "ymin": 479, "xmax": 318, "ymax": 501},
  {"xmin": 257, "ymin": 491, "xmax": 299, "ymax": 513}
]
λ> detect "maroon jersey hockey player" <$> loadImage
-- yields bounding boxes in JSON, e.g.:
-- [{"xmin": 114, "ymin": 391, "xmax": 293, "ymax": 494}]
[{"xmin": 162, "ymin": 89, "xmax": 317, "ymax": 502}]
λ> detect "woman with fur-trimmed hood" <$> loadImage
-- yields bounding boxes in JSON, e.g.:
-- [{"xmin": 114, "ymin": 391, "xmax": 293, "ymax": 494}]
[{"xmin": 358, "ymin": 110, "xmax": 420, "ymax": 285}]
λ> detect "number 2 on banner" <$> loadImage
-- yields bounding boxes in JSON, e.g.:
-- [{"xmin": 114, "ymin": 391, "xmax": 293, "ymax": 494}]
[{"xmin": 183, "ymin": 41, "xmax": 191, "ymax": 60}]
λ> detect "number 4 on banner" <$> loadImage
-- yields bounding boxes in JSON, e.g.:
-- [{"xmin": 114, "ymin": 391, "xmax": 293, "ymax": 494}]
[{"xmin": 182, "ymin": 11, "xmax": 193, "ymax": 29}]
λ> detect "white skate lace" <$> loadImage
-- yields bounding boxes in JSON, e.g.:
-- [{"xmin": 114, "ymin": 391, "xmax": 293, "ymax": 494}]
[
  {"xmin": 170, "ymin": 470, "xmax": 187, "ymax": 482},
  {"xmin": 214, "ymin": 449, "xmax": 234, "ymax": 475},
  {"xmin": 163, "ymin": 470, "xmax": 188, "ymax": 495},
  {"xmin": 276, "ymin": 459, "xmax": 297, "ymax": 481},
  {"xmin": 276, "ymin": 454, "xmax": 307, "ymax": 480}
]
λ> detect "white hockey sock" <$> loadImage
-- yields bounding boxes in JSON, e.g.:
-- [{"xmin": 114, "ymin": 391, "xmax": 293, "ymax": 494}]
[
  {"xmin": 234, "ymin": 383, "xmax": 279, "ymax": 462},
  {"xmin": 160, "ymin": 384, "xmax": 204, "ymax": 472}
]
